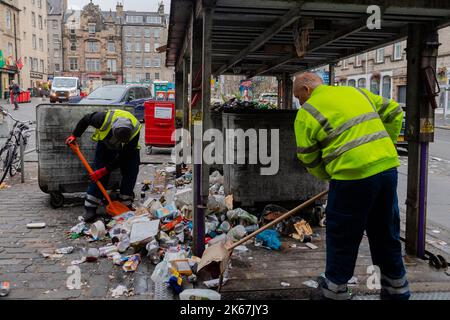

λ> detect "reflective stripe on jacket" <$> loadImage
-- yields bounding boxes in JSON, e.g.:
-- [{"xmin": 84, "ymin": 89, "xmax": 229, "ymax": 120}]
[
  {"xmin": 294, "ymin": 85, "xmax": 403, "ymax": 181},
  {"xmin": 91, "ymin": 109, "xmax": 142, "ymax": 144}
]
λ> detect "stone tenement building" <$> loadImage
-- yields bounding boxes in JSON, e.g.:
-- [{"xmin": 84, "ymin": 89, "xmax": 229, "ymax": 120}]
[
  {"xmin": 47, "ymin": 0, "xmax": 67, "ymax": 78},
  {"xmin": 334, "ymin": 26, "xmax": 450, "ymax": 107},
  {"xmin": 0, "ymin": 0, "xmax": 21, "ymax": 96},
  {"xmin": 18, "ymin": 0, "xmax": 49, "ymax": 90},
  {"xmin": 122, "ymin": 2, "xmax": 172, "ymax": 84},
  {"xmin": 61, "ymin": 1, "xmax": 174, "ymax": 89},
  {"xmin": 62, "ymin": 1, "xmax": 123, "ymax": 87}
]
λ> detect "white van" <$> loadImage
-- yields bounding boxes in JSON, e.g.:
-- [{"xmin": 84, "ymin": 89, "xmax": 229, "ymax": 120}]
[{"xmin": 50, "ymin": 77, "xmax": 81, "ymax": 103}]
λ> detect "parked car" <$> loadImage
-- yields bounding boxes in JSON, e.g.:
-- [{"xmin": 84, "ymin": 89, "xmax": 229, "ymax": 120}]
[
  {"xmin": 259, "ymin": 92, "xmax": 278, "ymax": 107},
  {"xmin": 78, "ymin": 84, "xmax": 152, "ymax": 122},
  {"xmin": 50, "ymin": 77, "xmax": 82, "ymax": 103}
]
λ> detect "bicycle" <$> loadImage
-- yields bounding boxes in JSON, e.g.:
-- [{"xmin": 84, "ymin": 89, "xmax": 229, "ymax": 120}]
[{"xmin": 0, "ymin": 106, "xmax": 35, "ymax": 184}]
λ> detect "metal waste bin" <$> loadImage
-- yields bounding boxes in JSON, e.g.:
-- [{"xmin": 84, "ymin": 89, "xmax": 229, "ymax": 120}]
[
  {"xmin": 36, "ymin": 104, "xmax": 135, "ymax": 208},
  {"xmin": 222, "ymin": 109, "xmax": 328, "ymax": 206}
]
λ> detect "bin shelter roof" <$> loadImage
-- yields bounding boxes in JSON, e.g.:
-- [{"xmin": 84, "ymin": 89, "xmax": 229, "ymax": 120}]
[{"xmin": 166, "ymin": 0, "xmax": 450, "ymax": 77}]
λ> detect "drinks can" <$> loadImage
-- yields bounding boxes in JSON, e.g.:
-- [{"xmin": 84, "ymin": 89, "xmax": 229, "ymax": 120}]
[{"xmin": 0, "ymin": 281, "xmax": 10, "ymax": 297}]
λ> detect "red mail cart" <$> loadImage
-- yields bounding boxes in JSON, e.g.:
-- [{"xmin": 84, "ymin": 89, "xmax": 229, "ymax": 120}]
[{"xmin": 144, "ymin": 100, "xmax": 176, "ymax": 154}]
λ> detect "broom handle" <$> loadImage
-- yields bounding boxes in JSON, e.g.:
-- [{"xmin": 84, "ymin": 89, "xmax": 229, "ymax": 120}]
[
  {"xmin": 229, "ymin": 190, "xmax": 329, "ymax": 250},
  {"xmin": 69, "ymin": 143, "xmax": 113, "ymax": 204}
]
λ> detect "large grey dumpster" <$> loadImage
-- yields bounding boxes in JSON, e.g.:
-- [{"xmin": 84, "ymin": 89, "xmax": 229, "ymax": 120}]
[
  {"xmin": 36, "ymin": 104, "xmax": 135, "ymax": 208},
  {"xmin": 222, "ymin": 109, "xmax": 328, "ymax": 207}
]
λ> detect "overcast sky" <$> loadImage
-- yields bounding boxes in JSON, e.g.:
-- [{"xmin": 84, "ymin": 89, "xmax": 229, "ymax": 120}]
[{"xmin": 68, "ymin": 0, "xmax": 171, "ymax": 13}]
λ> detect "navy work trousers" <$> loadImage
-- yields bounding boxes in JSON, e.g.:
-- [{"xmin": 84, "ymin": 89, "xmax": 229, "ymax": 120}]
[
  {"xmin": 85, "ymin": 142, "xmax": 140, "ymax": 209},
  {"xmin": 324, "ymin": 168, "xmax": 410, "ymax": 300}
]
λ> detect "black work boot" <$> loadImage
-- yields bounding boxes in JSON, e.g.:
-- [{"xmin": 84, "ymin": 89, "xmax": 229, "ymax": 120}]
[{"xmin": 83, "ymin": 207, "xmax": 98, "ymax": 223}]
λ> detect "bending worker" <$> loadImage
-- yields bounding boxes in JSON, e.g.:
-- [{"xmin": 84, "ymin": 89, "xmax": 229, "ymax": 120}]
[
  {"xmin": 65, "ymin": 109, "xmax": 142, "ymax": 222},
  {"xmin": 294, "ymin": 72, "xmax": 409, "ymax": 300}
]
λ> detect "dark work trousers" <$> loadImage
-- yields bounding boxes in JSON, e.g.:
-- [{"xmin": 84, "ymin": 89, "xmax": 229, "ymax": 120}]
[
  {"xmin": 84, "ymin": 142, "xmax": 140, "ymax": 210},
  {"xmin": 324, "ymin": 168, "xmax": 410, "ymax": 300},
  {"xmin": 12, "ymin": 94, "xmax": 19, "ymax": 110}
]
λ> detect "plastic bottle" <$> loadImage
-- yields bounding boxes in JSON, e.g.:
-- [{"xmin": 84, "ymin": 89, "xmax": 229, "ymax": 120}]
[
  {"xmin": 179, "ymin": 289, "xmax": 221, "ymax": 300},
  {"xmin": 117, "ymin": 236, "xmax": 131, "ymax": 253}
]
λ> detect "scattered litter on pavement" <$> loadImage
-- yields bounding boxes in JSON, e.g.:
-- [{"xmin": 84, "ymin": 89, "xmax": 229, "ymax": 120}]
[
  {"xmin": 280, "ymin": 282, "xmax": 291, "ymax": 287},
  {"xmin": 234, "ymin": 245, "xmax": 249, "ymax": 252},
  {"xmin": 203, "ymin": 277, "xmax": 229, "ymax": 288},
  {"xmin": 110, "ymin": 285, "xmax": 129, "ymax": 298},
  {"xmin": 432, "ymin": 230, "xmax": 441, "ymax": 234},
  {"xmin": 255, "ymin": 230, "xmax": 281, "ymax": 250},
  {"xmin": 122, "ymin": 254, "xmax": 141, "ymax": 272},
  {"xmin": 306, "ymin": 243, "xmax": 318, "ymax": 250},
  {"xmin": 348, "ymin": 276, "xmax": 358, "ymax": 285},
  {"xmin": 71, "ymin": 257, "xmax": 86, "ymax": 265},
  {"xmin": 0, "ymin": 183, "xmax": 10, "ymax": 190},
  {"xmin": 179, "ymin": 289, "xmax": 221, "ymax": 300},
  {"xmin": 26, "ymin": 222, "xmax": 46, "ymax": 229},
  {"xmin": 303, "ymin": 280, "xmax": 319, "ymax": 288},
  {"xmin": 55, "ymin": 246, "xmax": 74, "ymax": 254},
  {"xmin": 89, "ymin": 221, "xmax": 106, "ymax": 240}
]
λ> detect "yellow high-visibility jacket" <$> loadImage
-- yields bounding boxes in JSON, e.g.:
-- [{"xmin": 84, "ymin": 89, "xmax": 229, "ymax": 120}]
[
  {"xmin": 294, "ymin": 85, "xmax": 403, "ymax": 180},
  {"xmin": 91, "ymin": 109, "xmax": 142, "ymax": 144}
]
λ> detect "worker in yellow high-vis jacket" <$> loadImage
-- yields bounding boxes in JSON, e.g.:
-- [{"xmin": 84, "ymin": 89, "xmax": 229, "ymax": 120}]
[{"xmin": 294, "ymin": 72, "xmax": 410, "ymax": 300}]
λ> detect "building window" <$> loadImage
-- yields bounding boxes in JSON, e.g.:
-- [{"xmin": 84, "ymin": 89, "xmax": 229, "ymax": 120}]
[
  {"xmin": 38, "ymin": 15, "xmax": 43, "ymax": 30},
  {"xmin": 52, "ymin": 20, "xmax": 58, "ymax": 29},
  {"xmin": 135, "ymin": 29, "xmax": 141, "ymax": 37},
  {"xmin": 125, "ymin": 42, "xmax": 132, "ymax": 52},
  {"xmin": 154, "ymin": 42, "xmax": 160, "ymax": 52},
  {"xmin": 38, "ymin": 0, "xmax": 42, "ymax": 8},
  {"xmin": 370, "ymin": 78, "xmax": 380, "ymax": 95},
  {"xmin": 125, "ymin": 27, "xmax": 132, "ymax": 37},
  {"xmin": 144, "ymin": 58, "xmax": 151, "ymax": 68},
  {"xmin": 146, "ymin": 16, "xmax": 161, "ymax": 24},
  {"xmin": 126, "ymin": 15, "xmax": 143, "ymax": 23},
  {"xmin": 39, "ymin": 38, "xmax": 43, "ymax": 51},
  {"xmin": 54, "ymin": 50, "xmax": 60, "ymax": 58},
  {"xmin": 40, "ymin": 59, "xmax": 44, "ymax": 73},
  {"xmin": 107, "ymin": 59, "xmax": 117, "ymax": 72},
  {"xmin": 88, "ymin": 24, "xmax": 96, "ymax": 35},
  {"xmin": 55, "ymin": 63, "xmax": 60, "ymax": 72},
  {"xmin": 145, "ymin": 73, "xmax": 151, "ymax": 81},
  {"xmin": 126, "ymin": 73, "xmax": 132, "ymax": 82},
  {"xmin": 7, "ymin": 43, "xmax": 13, "ymax": 57},
  {"xmin": 32, "ymin": 12, "xmax": 36, "ymax": 28},
  {"xmin": 108, "ymin": 41, "xmax": 115, "ymax": 52},
  {"xmin": 6, "ymin": 9, "xmax": 12, "ymax": 30},
  {"xmin": 154, "ymin": 72, "xmax": 160, "ymax": 80},
  {"xmin": 376, "ymin": 48, "xmax": 385, "ymax": 63},
  {"xmin": 135, "ymin": 58, "xmax": 142, "ymax": 67},
  {"xmin": 69, "ymin": 58, "xmax": 78, "ymax": 71},
  {"xmin": 136, "ymin": 73, "xmax": 142, "ymax": 82},
  {"xmin": 153, "ymin": 58, "xmax": 161, "ymax": 68},
  {"xmin": 348, "ymin": 79, "xmax": 356, "ymax": 87},
  {"xmin": 154, "ymin": 29, "xmax": 160, "ymax": 39},
  {"xmin": 86, "ymin": 59, "xmax": 101, "ymax": 71},
  {"xmin": 393, "ymin": 42, "xmax": 403, "ymax": 61},
  {"xmin": 32, "ymin": 34, "xmax": 37, "ymax": 50},
  {"xmin": 397, "ymin": 85, "xmax": 407, "ymax": 104},
  {"xmin": 53, "ymin": 34, "xmax": 59, "ymax": 44},
  {"xmin": 342, "ymin": 59, "xmax": 348, "ymax": 69},
  {"xmin": 355, "ymin": 54, "xmax": 363, "ymax": 67},
  {"xmin": 125, "ymin": 57, "xmax": 132, "ymax": 67},
  {"xmin": 87, "ymin": 41, "xmax": 99, "ymax": 53},
  {"xmin": 135, "ymin": 42, "xmax": 141, "ymax": 52},
  {"xmin": 357, "ymin": 78, "xmax": 366, "ymax": 89},
  {"xmin": 70, "ymin": 41, "xmax": 77, "ymax": 51},
  {"xmin": 382, "ymin": 76, "xmax": 391, "ymax": 99},
  {"xmin": 144, "ymin": 29, "xmax": 151, "ymax": 38},
  {"xmin": 144, "ymin": 43, "xmax": 151, "ymax": 53}
]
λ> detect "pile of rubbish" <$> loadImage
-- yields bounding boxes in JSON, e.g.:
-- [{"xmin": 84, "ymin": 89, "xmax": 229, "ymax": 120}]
[
  {"xmin": 63, "ymin": 165, "xmax": 320, "ymax": 300},
  {"xmin": 211, "ymin": 96, "xmax": 277, "ymax": 113}
]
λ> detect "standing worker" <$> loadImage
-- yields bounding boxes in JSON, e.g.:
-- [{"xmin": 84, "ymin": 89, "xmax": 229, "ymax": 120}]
[
  {"xmin": 65, "ymin": 109, "xmax": 142, "ymax": 222},
  {"xmin": 294, "ymin": 72, "xmax": 409, "ymax": 300},
  {"xmin": 9, "ymin": 80, "xmax": 20, "ymax": 110}
]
